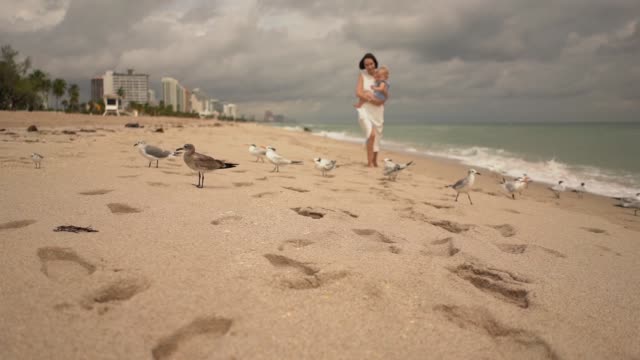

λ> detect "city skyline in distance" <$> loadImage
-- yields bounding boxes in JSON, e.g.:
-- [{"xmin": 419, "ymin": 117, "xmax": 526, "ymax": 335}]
[{"xmin": 2, "ymin": 0, "xmax": 639, "ymax": 123}]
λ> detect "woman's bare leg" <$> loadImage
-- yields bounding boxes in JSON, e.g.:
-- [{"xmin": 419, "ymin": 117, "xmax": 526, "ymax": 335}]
[
  {"xmin": 372, "ymin": 151, "xmax": 378, "ymax": 167},
  {"xmin": 366, "ymin": 133, "xmax": 376, "ymax": 167}
]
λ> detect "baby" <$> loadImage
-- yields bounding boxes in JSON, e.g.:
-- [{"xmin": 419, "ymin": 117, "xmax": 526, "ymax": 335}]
[{"xmin": 355, "ymin": 65, "xmax": 390, "ymax": 108}]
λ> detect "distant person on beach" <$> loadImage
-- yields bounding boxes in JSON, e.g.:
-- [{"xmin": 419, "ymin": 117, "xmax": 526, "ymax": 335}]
[
  {"xmin": 354, "ymin": 66, "xmax": 390, "ymax": 108},
  {"xmin": 355, "ymin": 53, "xmax": 387, "ymax": 167}
]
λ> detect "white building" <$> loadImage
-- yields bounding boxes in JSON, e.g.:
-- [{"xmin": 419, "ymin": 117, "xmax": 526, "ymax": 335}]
[
  {"xmin": 148, "ymin": 89, "xmax": 156, "ymax": 105},
  {"xmin": 191, "ymin": 88, "xmax": 218, "ymax": 117},
  {"xmin": 162, "ymin": 77, "xmax": 188, "ymax": 112},
  {"xmin": 99, "ymin": 69, "xmax": 149, "ymax": 108},
  {"xmin": 223, "ymin": 103, "xmax": 237, "ymax": 119}
]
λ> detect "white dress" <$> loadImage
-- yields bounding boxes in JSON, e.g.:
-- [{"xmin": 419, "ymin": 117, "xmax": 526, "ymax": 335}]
[{"xmin": 356, "ymin": 71, "xmax": 385, "ymax": 152}]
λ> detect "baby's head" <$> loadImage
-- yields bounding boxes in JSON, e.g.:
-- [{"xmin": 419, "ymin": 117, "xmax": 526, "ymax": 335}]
[{"xmin": 375, "ymin": 65, "xmax": 389, "ymax": 80}]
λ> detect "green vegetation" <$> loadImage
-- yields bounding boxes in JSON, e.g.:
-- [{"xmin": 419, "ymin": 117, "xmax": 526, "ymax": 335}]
[{"xmin": 0, "ymin": 44, "xmax": 80, "ymax": 112}]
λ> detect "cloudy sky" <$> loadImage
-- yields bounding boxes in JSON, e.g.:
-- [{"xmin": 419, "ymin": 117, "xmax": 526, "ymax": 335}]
[{"xmin": 1, "ymin": 0, "xmax": 639, "ymax": 122}]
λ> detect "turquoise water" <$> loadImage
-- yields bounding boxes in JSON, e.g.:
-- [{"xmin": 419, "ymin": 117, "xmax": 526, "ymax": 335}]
[{"xmin": 274, "ymin": 122, "xmax": 640, "ymax": 197}]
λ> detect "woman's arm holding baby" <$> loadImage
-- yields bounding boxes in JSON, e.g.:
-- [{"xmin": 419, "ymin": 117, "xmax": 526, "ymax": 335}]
[{"xmin": 356, "ymin": 74, "xmax": 375, "ymax": 101}]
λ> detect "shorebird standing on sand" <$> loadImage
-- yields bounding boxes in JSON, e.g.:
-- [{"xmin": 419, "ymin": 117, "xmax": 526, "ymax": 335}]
[
  {"xmin": 176, "ymin": 144, "xmax": 238, "ymax": 188},
  {"xmin": 446, "ymin": 169, "xmax": 481, "ymax": 205},
  {"xmin": 31, "ymin": 153, "xmax": 43, "ymax": 169},
  {"xmin": 616, "ymin": 198, "xmax": 640, "ymax": 216},
  {"xmin": 248, "ymin": 144, "xmax": 267, "ymax": 162},
  {"xmin": 314, "ymin": 157, "xmax": 337, "ymax": 177},
  {"xmin": 383, "ymin": 158, "xmax": 414, "ymax": 181},
  {"xmin": 614, "ymin": 192, "xmax": 640, "ymax": 204},
  {"xmin": 501, "ymin": 175, "xmax": 532, "ymax": 200},
  {"xmin": 549, "ymin": 180, "xmax": 566, "ymax": 198},
  {"xmin": 265, "ymin": 146, "xmax": 303, "ymax": 172},
  {"xmin": 615, "ymin": 193, "xmax": 640, "ymax": 216},
  {"xmin": 572, "ymin": 182, "xmax": 586, "ymax": 198},
  {"xmin": 134, "ymin": 141, "xmax": 181, "ymax": 168}
]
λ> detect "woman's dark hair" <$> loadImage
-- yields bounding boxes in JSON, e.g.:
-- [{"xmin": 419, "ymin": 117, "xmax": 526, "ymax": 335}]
[{"xmin": 359, "ymin": 53, "xmax": 378, "ymax": 70}]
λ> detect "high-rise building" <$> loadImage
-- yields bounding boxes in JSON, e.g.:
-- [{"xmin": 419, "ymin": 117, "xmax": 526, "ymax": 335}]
[
  {"xmin": 162, "ymin": 77, "xmax": 178, "ymax": 110},
  {"xmin": 223, "ymin": 103, "xmax": 237, "ymax": 119},
  {"xmin": 94, "ymin": 69, "xmax": 149, "ymax": 108},
  {"xmin": 148, "ymin": 89, "xmax": 156, "ymax": 105},
  {"xmin": 190, "ymin": 88, "xmax": 212, "ymax": 116},
  {"xmin": 90, "ymin": 77, "xmax": 104, "ymax": 102},
  {"xmin": 162, "ymin": 77, "xmax": 188, "ymax": 112}
]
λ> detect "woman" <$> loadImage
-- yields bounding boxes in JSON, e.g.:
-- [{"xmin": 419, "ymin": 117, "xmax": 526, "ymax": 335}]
[{"xmin": 355, "ymin": 53, "xmax": 386, "ymax": 167}]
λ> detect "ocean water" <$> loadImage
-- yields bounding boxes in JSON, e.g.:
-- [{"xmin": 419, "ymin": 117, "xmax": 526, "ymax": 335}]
[{"xmin": 275, "ymin": 122, "xmax": 640, "ymax": 198}]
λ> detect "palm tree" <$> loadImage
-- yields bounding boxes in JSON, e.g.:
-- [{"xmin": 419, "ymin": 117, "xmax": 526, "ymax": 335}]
[
  {"xmin": 52, "ymin": 78, "xmax": 66, "ymax": 111},
  {"xmin": 116, "ymin": 86, "xmax": 125, "ymax": 108},
  {"xmin": 28, "ymin": 70, "xmax": 50, "ymax": 109},
  {"xmin": 67, "ymin": 83, "xmax": 79, "ymax": 112}
]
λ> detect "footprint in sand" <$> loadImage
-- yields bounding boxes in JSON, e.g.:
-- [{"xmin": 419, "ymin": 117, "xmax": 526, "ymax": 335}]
[
  {"xmin": 451, "ymin": 262, "xmax": 531, "ymax": 308},
  {"xmin": 252, "ymin": 191, "xmax": 277, "ymax": 198},
  {"xmin": 147, "ymin": 182, "xmax": 170, "ymax": 187},
  {"xmin": 255, "ymin": 177, "xmax": 268, "ymax": 181},
  {"xmin": 37, "ymin": 247, "xmax": 96, "ymax": 282},
  {"xmin": 595, "ymin": 245, "xmax": 621, "ymax": 257},
  {"xmin": 429, "ymin": 219, "xmax": 473, "ymax": 234},
  {"xmin": 423, "ymin": 237, "xmax": 460, "ymax": 257},
  {"xmin": 232, "ymin": 182, "xmax": 253, "ymax": 187},
  {"xmin": 291, "ymin": 207, "xmax": 326, "ymax": 219},
  {"xmin": 582, "ymin": 227, "xmax": 608, "ymax": 235},
  {"xmin": 152, "ymin": 316, "xmax": 233, "ymax": 360},
  {"xmin": 78, "ymin": 189, "xmax": 113, "ymax": 195},
  {"xmin": 263, "ymin": 254, "xmax": 349, "ymax": 290},
  {"xmin": 352, "ymin": 229, "xmax": 404, "ymax": 254},
  {"xmin": 231, "ymin": 169, "xmax": 248, "ymax": 173},
  {"xmin": 162, "ymin": 171, "xmax": 181, "ymax": 175},
  {"xmin": 0, "ymin": 219, "xmax": 37, "ymax": 230},
  {"xmin": 211, "ymin": 215, "xmax": 242, "ymax": 225},
  {"xmin": 503, "ymin": 209, "xmax": 521, "ymax": 214},
  {"xmin": 423, "ymin": 201, "xmax": 454, "ymax": 210},
  {"xmin": 282, "ymin": 186, "xmax": 309, "ymax": 193},
  {"xmin": 434, "ymin": 304, "xmax": 558, "ymax": 359},
  {"xmin": 117, "ymin": 174, "xmax": 140, "ymax": 179},
  {"xmin": 490, "ymin": 224, "xmax": 517, "ymax": 237},
  {"xmin": 80, "ymin": 276, "xmax": 150, "ymax": 313},
  {"xmin": 278, "ymin": 238, "xmax": 315, "ymax": 251},
  {"xmin": 497, "ymin": 243, "xmax": 528, "ymax": 254},
  {"xmin": 107, "ymin": 203, "xmax": 142, "ymax": 214},
  {"xmin": 352, "ymin": 229, "xmax": 397, "ymax": 244},
  {"xmin": 535, "ymin": 245, "xmax": 567, "ymax": 259}
]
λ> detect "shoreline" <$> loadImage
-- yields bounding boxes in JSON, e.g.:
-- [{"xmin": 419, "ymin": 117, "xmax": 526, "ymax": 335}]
[{"xmin": 273, "ymin": 122, "xmax": 640, "ymax": 199}]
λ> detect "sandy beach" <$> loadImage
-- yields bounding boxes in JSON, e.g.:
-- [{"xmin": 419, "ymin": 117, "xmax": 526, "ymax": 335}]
[{"xmin": 1, "ymin": 111, "xmax": 639, "ymax": 359}]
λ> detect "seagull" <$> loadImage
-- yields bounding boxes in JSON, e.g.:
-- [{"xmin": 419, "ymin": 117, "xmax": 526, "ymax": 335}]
[
  {"xmin": 31, "ymin": 153, "xmax": 43, "ymax": 169},
  {"xmin": 314, "ymin": 157, "xmax": 337, "ymax": 177},
  {"xmin": 248, "ymin": 144, "xmax": 267, "ymax": 162},
  {"xmin": 134, "ymin": 141, "xmax": 181, "ymax": 168},
  {"xmin": 265, "ymin": 146, "xmax": 303, "ymax": 172},
  {"xmin": 501, "ymin": 175, "xmax": 532, "ymax": 200},
  {"xmin": 616, "ymin": 198, "xmax": 640, "ymax": 216},
  {"xmin": 383, "ymin": 158, "xmax": 414, "ymax": 181},
  {"xmin": 613, "ymin": 192, "xmax": 640, "ymax": 204},
  {"xmin": 175, "ymin": 144, "xmax": 238, "ymax": 188},
  {"xmin": 446, "ymin": 169, "xmax": 481, "ymax": 205},
  {"xmin": 549, "ymin": 180, "xmax": 566, "ymax": 198},
  {"xmin": 572, "ymin": 182, "xmax": 586, "ymax": 198}
]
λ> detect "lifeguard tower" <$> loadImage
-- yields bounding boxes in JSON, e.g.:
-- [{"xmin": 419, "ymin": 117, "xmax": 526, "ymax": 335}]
[{"xmin": 103, "ymin": 94, "xmax": 120, "ymax": 116}]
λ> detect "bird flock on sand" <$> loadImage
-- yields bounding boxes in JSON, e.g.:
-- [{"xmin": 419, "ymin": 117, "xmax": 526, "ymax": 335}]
[{"xmin": 26, "ymin": 140, "xmax": 640, "ymax": 216}]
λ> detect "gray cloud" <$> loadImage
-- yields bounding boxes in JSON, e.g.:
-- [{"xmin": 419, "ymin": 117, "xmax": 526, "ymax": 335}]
[{"xmin": 1, "ymin": 0, "xmax": 639, "ymax": 122}]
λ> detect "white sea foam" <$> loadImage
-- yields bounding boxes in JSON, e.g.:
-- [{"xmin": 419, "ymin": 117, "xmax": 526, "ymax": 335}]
[
  {"xmin": 422, "ymin": 146, "xmax": 640, "ymax": 198},
  {"xmin": 278, "ymin": 124, "xmax": 639, "ymax": 197}
]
